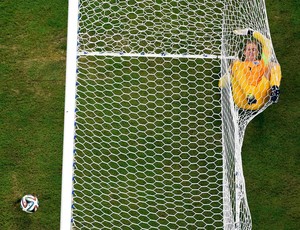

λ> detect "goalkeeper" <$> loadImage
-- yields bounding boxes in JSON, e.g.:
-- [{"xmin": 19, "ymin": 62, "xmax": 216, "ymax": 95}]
[{"xmin": 219, "ymin": 29, "xmax": 282, "ymax": 110}]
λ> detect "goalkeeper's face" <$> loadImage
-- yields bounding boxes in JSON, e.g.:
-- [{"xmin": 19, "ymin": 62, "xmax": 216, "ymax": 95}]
[{"xmin": 244, "ymin": 42, "xmax": 259, "ymax": 62}]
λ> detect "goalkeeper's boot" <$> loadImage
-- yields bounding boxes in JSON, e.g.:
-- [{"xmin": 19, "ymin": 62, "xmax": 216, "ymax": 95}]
[
  {"xmin": 270, "ymin": 85, "xmax": 280, "ymax": 103},
  {"xmin": 247, "ymin": 94, "xmax": 257, "ymax": 105},
  {"xmin": 233, "ymin": 28, "xmax": 254, "ymax": 36}
]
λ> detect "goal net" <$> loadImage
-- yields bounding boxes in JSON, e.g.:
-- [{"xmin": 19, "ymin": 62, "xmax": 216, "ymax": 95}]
[{"xmin": 61, "ymin": 0, "xmax": 279, "ymax": 229}]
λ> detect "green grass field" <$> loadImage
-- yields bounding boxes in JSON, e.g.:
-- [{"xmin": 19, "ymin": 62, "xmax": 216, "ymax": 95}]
[{"xmin": 0, "ymin": 0, "xmax": 299, "ymax": 229}]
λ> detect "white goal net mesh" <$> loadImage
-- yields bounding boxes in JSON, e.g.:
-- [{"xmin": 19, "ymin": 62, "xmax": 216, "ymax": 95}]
[{"xmin": 65, "ymin": 0, "xmax": 279, "ymax": 229}]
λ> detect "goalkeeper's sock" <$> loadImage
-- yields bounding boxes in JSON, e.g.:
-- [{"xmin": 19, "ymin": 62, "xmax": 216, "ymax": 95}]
[{"xmin": 247, "ymin": 94, "xmax": 257, "ymax": 105}]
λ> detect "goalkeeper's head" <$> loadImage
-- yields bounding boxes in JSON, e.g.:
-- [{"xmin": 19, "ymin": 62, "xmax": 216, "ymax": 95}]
[{"xmin": 243, "ymin": 40, "xmax": 260, "ymax": 62}]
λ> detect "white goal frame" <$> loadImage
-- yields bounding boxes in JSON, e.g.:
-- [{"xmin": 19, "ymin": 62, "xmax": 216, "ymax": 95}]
[
  {"xmin": 60, "ymin": 1, "xmax": 241, "ymax": 229},
  {"xmin": 60, "ymin": 0, "xmax": 79, "ymax": 229}
]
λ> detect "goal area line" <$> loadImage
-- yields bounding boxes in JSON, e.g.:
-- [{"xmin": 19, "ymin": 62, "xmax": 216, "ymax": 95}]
[{"xmin": 78, "ymin": 51, "xmax": 236, "ymax": 59}]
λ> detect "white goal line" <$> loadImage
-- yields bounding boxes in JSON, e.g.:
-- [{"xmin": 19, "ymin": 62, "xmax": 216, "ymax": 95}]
[{"xmin": 78, "ymin": 51, "xmax": 236, "ymax": 59}]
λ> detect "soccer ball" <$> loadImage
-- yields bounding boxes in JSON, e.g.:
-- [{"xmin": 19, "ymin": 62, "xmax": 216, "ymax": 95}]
[{"xmin": 20, "ymin": 194, "xmax": 39, "ymax": 213}]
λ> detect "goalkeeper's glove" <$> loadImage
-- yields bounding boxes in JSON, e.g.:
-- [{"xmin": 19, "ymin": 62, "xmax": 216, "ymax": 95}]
[
  {"xmin": 270, "ymin": 85, "xmax": 280, "ymax": 103},
  {"xmin": 246, "ymin": 94, "xmax": 257, "ymax": 105},
  {"xmin": 233, "ymin": 28, "xmax": 254, "ymax": 36}
]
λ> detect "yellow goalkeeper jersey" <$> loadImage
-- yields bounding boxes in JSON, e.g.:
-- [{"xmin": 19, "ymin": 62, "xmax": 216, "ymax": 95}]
[{"xmin": 230, "ymin": 31, "xmax": 281, "ymax": 110}]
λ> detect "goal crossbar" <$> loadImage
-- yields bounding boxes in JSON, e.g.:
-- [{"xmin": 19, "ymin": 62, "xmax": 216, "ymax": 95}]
[{"xmin": 78, "ymin": 51, "xmax": 236, "ymax": 59}]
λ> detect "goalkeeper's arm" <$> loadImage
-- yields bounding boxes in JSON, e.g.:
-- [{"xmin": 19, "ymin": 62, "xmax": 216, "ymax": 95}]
[
  {"xmin": 218, "ymin": 62, "xmax": 234, "ymax": 89},
  {"xmin": 252, "ymin": 31, "xmax": 272, "ymax": 66},
  {"xmin": 218, "ymin": 72, "xmax": 230, "ymax": 88},
  {"xmin": 233, "ymin": 28, "xmax": 272, "ymax": 65}
]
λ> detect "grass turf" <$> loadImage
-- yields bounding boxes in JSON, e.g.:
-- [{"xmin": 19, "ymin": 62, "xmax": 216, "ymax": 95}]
[
  {"xmin": 0, "ymin": 0, "xmax": 299, "ymax": 229},
  {"xmin": 0, "ymin": 1, "xmax": 67, "ymax": 229},
  {"xmin": 243, "ymin": 0, "xmax": 300, "ymax": 229}
]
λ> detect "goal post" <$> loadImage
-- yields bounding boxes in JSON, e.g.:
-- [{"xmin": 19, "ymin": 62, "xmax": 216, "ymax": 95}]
[
  {"xmin": 60, "ymin": 0, "xmax": 79, "ymax": 228},
  {"xmin": 61, "ymin": 0, "xmax": 280, "ymax": 229}
]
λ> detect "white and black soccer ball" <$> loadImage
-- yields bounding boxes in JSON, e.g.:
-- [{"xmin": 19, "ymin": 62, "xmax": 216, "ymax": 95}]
[{"xmin": 20, "ymin": 194, "xmax": 39, "ymax": 213}]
